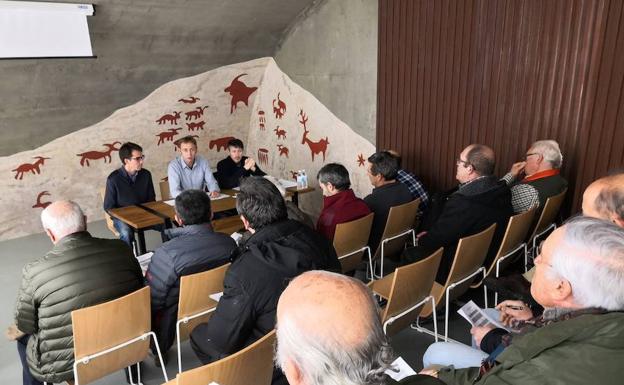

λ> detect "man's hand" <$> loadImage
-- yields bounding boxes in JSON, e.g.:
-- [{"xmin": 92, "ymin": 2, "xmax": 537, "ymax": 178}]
[
  {"xmin": 244, "ymin": 158, "xmax": 257, "ymax": 171},
  {"xmin": 496, "ymin": 300, "xmax": 533, "ymax": 326},
  {"xmin": 209, "ymin": 191, "xmax": 220, "ymax": 198},
  {"xmin": 419, "ymin": 368, "xmax": 439, "ymax": 378},
  {"xmin": 5, "ymin": 324, "xmax": 25, "ymax": 341},
  {"xmin": 470, "ymin": 325, "xmax": 495, "ymax": 347},
  {"xmin": 509, "ymin": 162, "xmax": 526, "ymax": 178}
]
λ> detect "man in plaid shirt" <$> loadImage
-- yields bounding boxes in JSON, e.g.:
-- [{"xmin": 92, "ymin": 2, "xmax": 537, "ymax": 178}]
[{"xmin": 389, "ymin": 151, "xmax": 429, "ymax": 215}]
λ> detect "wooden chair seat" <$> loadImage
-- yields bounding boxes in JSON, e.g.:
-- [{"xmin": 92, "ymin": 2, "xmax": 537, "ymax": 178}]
[{"xmin": 334, "ymin": 213, "xmax": 374, "ymax": 274}]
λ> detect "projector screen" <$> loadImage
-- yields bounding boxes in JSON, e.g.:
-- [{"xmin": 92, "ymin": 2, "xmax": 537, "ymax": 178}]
[{"xmin": 0, "ymin": 1, "xmax": 94, "ymax": 58}]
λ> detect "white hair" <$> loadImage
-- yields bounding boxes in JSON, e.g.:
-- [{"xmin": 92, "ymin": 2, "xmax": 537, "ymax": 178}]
[
  {"xmin": 530, "ymin": 140, "xmax": 563, "ymax": 168},
  {"xmin": 275, "ymin": 285, "xmax": 394, "ymax": 385},
  {"xmin": 549, "ymin": 216, "xmax": 624, "ymax": 310},
  {"xmin": 41, "ymin": 201, "xmax": 86, "ymax": 236}
]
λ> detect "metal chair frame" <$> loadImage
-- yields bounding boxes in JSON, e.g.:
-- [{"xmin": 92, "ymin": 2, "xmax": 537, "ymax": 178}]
[
  {"xmin": 175, "ymin": 306, "xmax": 217, "ymax": 373},
  {"xmin": 338, "ymin": 245, "xmax": 373, "ymax": 280},
  {"xmin": 493, "ymin": 242, "xmax": 527, "ymax": 305},
  {"xmin": 376, "ymin": 229, "xmax": 416, "ymax": 279},
  {"xmin": 383, "ymin": 295, "xmax": 438, "ymax": 342}
]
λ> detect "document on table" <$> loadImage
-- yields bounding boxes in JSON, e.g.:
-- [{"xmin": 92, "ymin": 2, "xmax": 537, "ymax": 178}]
[
  {"xmin": 137, "ymin": 252, "xmax": 153, "ymax": 275},
  {"xmin": 386, "ymin": 357, "xmax": 417, "ymax": 381},
  {"xmin": 208, "ymin": 192, "xmax": 230, "ymax": 200},
  {"xmin": 164, "ymin": 199, "xmax": 175, "ymax": 206},
  {"xmin": 458, "ymin": 300, "xmax": 510, "ymax": 331},
  {"xmin": 278, "ymin": 179, "xmax": 297, "ymax": 188},
  {"xmin": 209, "ymin": 292, "xmax": 223, "ymax": 302}
]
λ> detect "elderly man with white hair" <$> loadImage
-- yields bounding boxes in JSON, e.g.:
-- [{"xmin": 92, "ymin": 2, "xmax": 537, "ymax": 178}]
[
  {"xmin": 501, "ymin": 139, "xmax": 568, "ymax": 213},
  {"xmin": 421, "ymin": 216, "xmax": 624, "ymax": 385},
  {"xmin": 276, "ymin": 270, "xmax": 444, "ymax": 385},
  {"xmin": 6, "ymin": 201, "xmax": 144, "ymax": 385}
]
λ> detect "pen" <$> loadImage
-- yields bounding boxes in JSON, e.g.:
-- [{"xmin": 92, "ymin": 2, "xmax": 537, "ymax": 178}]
[{"xmin": 506, "ymin": 305, "xmax": 524, "ymax": 310}]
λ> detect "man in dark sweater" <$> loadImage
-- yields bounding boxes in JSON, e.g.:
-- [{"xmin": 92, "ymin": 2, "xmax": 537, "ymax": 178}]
[
  {"xmin": 216, "ymin": 138, "xmax": 265, "ymax": 189},
  {"xmin": 364, "ymin": 151, "xmax": 413, "ymax": 254},
  {"xmin": 103, "ymin": 142, "xmax": 157, "ymax": 246}
]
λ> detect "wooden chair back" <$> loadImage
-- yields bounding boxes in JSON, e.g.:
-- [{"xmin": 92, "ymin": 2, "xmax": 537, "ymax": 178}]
[
  {"xmin": 177, "ymin": 330, "xmax": 276, "ymax": 385},
  {"xmin": 528, "ymin": 188, "xmax": 567, "ymax": 241},
  {"xmin": 334, "ymin": 213, "xmax": 374, "ymax": 273},
  {"xmin": 381, "ymin": 248, "xmax": 443, "ymax": 335},
  {"xmin": 99, "ymin": 187, "xmax": 119, "ymax": 237},
  {"xmin": 373, "ymin": 199, "xmax": 420, "ymax": 260},
  {"xmin": 71, "ymin": 287, "xmax": 151, "ymax": 385},
  {"xmin": 159, "ymin": 180, "xmax": 172, "ymax": 201},
  {"xmin": 177, "ymin": 263, "xmax": 230, "ymax": 341},
  {"xmin": 420, "ymin": 224, "xmax": 496, "ymax": 317}
]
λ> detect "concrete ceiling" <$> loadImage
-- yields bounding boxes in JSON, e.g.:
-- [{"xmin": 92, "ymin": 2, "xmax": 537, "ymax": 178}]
[{"xmin": 0, "ymin": 0, "xmax": 318, "ymax": 156}]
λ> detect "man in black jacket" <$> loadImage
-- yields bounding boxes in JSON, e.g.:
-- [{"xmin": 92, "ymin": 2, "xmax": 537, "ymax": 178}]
[
  {"xmin": 146, "ymin": 189, "xmax": 236, "ymax": 359},
  {"xmin": 406, "ymin": 144, "xmax": 512, "ymax": 283},
  {"xmin": 190, "ymin": 177, "xmax": 340, "ymax": 366},
  {"xmin": 216, "ymin": 138, "xmax": 265, "ymax": 189}
]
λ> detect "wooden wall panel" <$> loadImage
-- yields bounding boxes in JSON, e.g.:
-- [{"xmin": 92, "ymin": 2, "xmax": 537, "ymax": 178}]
[{"xmin": 377, "ymin": 0, "xmax": 624, "ymax": 214}]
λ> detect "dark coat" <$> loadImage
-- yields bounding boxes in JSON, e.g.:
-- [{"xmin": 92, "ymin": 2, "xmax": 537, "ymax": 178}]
[
  {"xmin": 14, "ymin": 232, "xmax": 144, "ymax": 383},
  {"xmin": 364, "ymin": 182, "xmax": 414, "ymax": 253},
  {"xmin": 216, "ymin": 156, "xmax": 265, "ymax": 189},
  {"xmin": 103, "ymin": 167, "xmax": 155, "ymax": 210},
  {"xmin": 146, "ymin": 224, "xmax": 236, "ymax": 352},
  {"xmin": 190, "ymin": 219, "xmax": 340, "ymax": 363}
]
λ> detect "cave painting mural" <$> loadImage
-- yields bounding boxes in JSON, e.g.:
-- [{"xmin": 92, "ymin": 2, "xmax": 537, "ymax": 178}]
[
  {"xmin": 258, "ymin": 110, "xmax": 266, "ymax": 131},
  {"xmin": 186, "ymin": 121, "xmax": 205, "ymax": 131},
  {"xmin": 185, "ymin": 106, "xmax": 208, "ymax": 121},
  {"xmin": 156, "ymin": 128, "xmax": 182, "ymax": 145},
  {"xmin": 274, "ymin": 126, "xmax": 287, "ymax": 140},
  {"xmin": 12, "ymin": 156, "xmax": 51, "ymax": 180},
  {"xmin": 289, "ymin": 170, "xmax": 298, "ymax": 180},
  {"xmin": 357, "ymin": 154, "xmax": 365, "ymax": 167},
  {"xmin": 77, "ymin": 142, "xmax": 121, "ymax": 167},
  {"xmin": 299, "ymin": 110, "xmax": 329, "ymax": 162},
  {"xmin": 277, "ymin": 144, "xmax": 289, "ymax": 158},
  {"xmin": 32, "ymin": 191, "xmax": 52, "ymax": 209},
  {"xmin": 258, "ymin": 148, "xmax": 269, "ymax": 166},
  {"xmin": 156, "ymin": 111, "xmax": 181, "ymax": 125},
  {"xmin": 209, "ymin": 136, "xmax": 235, "ymax": 152},
  {"xmin": 273, "ymin": 92, "xmax": 286, "ymax": 119},
  {"xmin": 178, "ymin": 96, "xmax": 200, "ymax": 104},
  {"xmin": 224, "ymin": 73, "xmax": 257, "ymax": 114}
]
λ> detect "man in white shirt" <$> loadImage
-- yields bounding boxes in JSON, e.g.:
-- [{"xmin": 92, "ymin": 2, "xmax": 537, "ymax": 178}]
[{"xmin": 168, "ymin": 136, "xmax": 220, "ymax": 198}]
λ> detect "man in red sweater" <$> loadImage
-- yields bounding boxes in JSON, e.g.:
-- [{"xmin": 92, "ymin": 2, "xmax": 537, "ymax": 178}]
[{"xmin": 316, "ymin": 163, "xmax": 371, "ymax": 241}]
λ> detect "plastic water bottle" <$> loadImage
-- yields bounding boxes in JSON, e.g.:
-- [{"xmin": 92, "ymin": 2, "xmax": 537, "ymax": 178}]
[
  {"xmin": 296, "ymin": 170, "xmax": 304, "ymax": 190},
  {"xmin": 301, "ymin": 170, "xmax": 308, "ymax": 189}
]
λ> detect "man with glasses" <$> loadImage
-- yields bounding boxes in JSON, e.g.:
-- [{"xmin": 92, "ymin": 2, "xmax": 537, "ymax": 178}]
[
  {"xmin": 501, "ymin": 140, "xmax": 568, "ymax": 213},
  {"xmin": 104, "ymin": 141, "xmax": 157, "ymax": 246}
]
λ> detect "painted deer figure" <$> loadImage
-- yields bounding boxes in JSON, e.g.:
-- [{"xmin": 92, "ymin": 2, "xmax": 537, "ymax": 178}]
[
  {"xmin": 186, "ymin": 121, "xmax": 205, "ymax": 131},
  {"xmin": 178, "ymin": 96, "xmax": 200, "ymax": 104},
  {"xmin": 273, "ymin": 92, "xmax": 286, "ymax": 119},
  {"xmin": 156, "ymin": 128, "xmax": 182, "ymax": 145},
  {"xmin": 32, "ymin": 191, "xmax": 52, "ymax": 209},
  {"xmin": 277, "ymin": 144, "xmax": 289, "ymax": 158},
  {"xmin": 274, "ymin": 126, "xmax": 287, "ymax": 140},
  {"xmin": 209, "ymin": 136, "xmax": 235, "ymax": 152},
  {"xmin": 156, "ymin": 111, "xmax": 181, "ymax": 125},
  {"xmin": 76, "ymin": 142, "xmax": 121, "ymax": 167},
  {"xmin": 185, "ymin": 106, "xmax": 208, "ymax": 120},
  {"xmin": 299, "ymin": 110, "xmax": 330, "ymax": 162},
  {"xmin": 12, "ymin": 156, "xmax": 51, "ymax": 180},
  {"xmin": 289, "ymin": 170, "xmax": 298, "ymax": 180}
]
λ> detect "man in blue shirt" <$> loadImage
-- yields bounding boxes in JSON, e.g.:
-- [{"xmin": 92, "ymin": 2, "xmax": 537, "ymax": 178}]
[{"xmin": 168, "ymin": 136, "xmax": 220, "ymax": 198}]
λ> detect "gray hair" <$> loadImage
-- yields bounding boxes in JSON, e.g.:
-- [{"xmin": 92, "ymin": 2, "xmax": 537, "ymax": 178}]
[
  {"xmin": 549, "ymin": 216, "xmax": 624, "ymax": 310},
  {"xmin": 530, "ymin": 140, "xmax": 563, "ymax": 168},
  {"xmin": 275, "ymin": 279, "xmax": 394, "ymax": 385},
  {"xmin": 594, "ymin": 174, "xmax": 624, "ymax": 221},
  {"xmin": 41, "ymin": 201, "xmax": 86, "ymax": 235}
]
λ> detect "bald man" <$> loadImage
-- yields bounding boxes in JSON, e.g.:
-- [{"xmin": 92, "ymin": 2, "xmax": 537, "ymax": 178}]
[
  {"xmin": 582, "ymin": 172, "xmax": 624, "ymax": 227},
  {"xmin": 8, "ymin": 201, "xmax": 143, "ymax": 385},
  {"xmin": 405, "ymin": 144, "xmax": 512, "ymax": 282},
  {"xmin": 275, "ymin": 271, "xmax": 443, "ymax": 385}
]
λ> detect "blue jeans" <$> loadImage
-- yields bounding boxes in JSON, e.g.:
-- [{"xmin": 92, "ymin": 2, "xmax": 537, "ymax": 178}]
[
  {"xmin": 17, "ymin": 335, "xmax": 43, "ymax": 385},
  {"xmin": 113, "ymin": 218, "xmax": 135, "ymax": 247}
]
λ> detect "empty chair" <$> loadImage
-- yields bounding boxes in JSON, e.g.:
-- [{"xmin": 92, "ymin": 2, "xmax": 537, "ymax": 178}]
[
  {"xmin": 333, "ymin": 212, "xmax": 375, "ymax": 274},
  {"xmin": 176, "ymin": 263, "xmax": 230, "ymax": 373},
  {"xmin": 71, "ymin": 287, "xmax": 168, "ymax": 385},
  {"xmin": 370, "ymin": 248, "xmax": 443, "ymax": 337},
  {"xmin": 413, "ymin": 223, "xmax": 496, "ymax": 341},
  {"xmin": 160, "ymin": 180, "xmax": 172, "ymax": 201},
  {"xmin": 527, "ymin": 188, "xmax": 567, "ymax": 265}
]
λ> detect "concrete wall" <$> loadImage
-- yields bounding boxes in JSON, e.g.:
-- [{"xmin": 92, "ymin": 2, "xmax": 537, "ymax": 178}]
[{"xmin": 274, "ymin": 0, "xmax": 378, "ymax": 145}]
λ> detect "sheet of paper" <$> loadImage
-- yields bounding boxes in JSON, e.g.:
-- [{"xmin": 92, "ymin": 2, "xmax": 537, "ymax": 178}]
[
  {"xmin": 208, "ymin": 192, "xmax": 230, "ymax": 200},
  {"xmin": 386, "ymin": 357, "xmax": 417, "ymax": 381},
  {"xmin": 164, "ymin": 199, "xmax": 175, "ymax": 206},
  {"xmin": 232, "ymin": 186, "xmax": 240, "ymax": 191},
  {"xmin": 457, "ymin": 300, "xmax": 510, "ymax": 331},
  {"xmin": 209, "ymin": 292, "xmax": 223, "ymax": 302},
  {"xmin": 136, "ymin": 252, "xmax": 153, "ymax": 275},
  {"xmin": 278, "ymin": 178, "xmax": 297, "ymax": 188}
]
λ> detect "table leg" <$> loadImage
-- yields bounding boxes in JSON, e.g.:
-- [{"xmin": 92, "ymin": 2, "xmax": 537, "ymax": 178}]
[
  {"xmin": 137, "ymin": 229, "xmax": 147, "ymax": 254},
  {"xmin": 292, "ymin": 192, "xmax": 299, "ymax": 206}
]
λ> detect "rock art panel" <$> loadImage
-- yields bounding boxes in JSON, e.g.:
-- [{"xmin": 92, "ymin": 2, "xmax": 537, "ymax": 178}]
[
  {"xmin": 12, "ymin": 156, "xmax": 50, "ymax": 180},
  {"xmin": 178, "ymin": 96, "xmax": 200, "ymax": 104},
  {"xmin": 277, "ymin": 144, "xmax": 289, "ymax": 158},
  {"xmin": 77, "ymin": 142, "xmax": 120, "ymax": 167},
  {"xmin": 224, "ymin": 74, "xmax": 257, "ymax": 114},
  {"xmin": 156, "ymin": 111, "xmax": 181, "ymax": 125},
  {"xmin": 209, "ymin": 136, "xmax": 235, "ymax": 152},
  {"xmin": 32, "ymin": 191, "xmax": 52, "ymax": 209},
  {"xmin": 273, "ymin": 92, "xmax": 286, "ymax": 119}
]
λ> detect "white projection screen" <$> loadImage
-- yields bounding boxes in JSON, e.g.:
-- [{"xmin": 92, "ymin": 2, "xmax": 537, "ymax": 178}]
[{"xmin": 0, "ymin": 1, "xmax": 94, "ymax": 58}]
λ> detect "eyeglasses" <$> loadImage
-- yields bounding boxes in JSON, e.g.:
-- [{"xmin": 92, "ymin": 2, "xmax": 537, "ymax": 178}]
[
  {"xmin": 525, "ymin": 152, "xmax": 540, "ymax": 160},
  {"xmin": 130, "ymin": 155, "xmax": 145, "ymax": 162}
]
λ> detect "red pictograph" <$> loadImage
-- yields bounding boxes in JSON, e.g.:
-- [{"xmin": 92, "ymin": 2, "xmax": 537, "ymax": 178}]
[
  {"xmin": 186, "ymin": 121, "xmax": 205, "ymax": 131},
  {"xmin": 185, "ymin": 106, "xmax": 208, "ymax": 121},
  {"xmin": 258, "ymin": 110, "xmax": 266, "ymax": 131},
  {"xmin": 299, "ymin": 110, "xmax": 330, "ymax": 162},
  {"xmin": 274, "ymin": 126, "xmax": 287, "ymax": 140},
  {"xmin": 76, "ymin": 142, "xmax": 121, "ymax": 167},
  {"xmin": 156, "ymin": 128, "xmax": 182, "ymax": 145},
  {"xmin": 258, "ymin": 148, "xmax": 269, "ymax": 165},
  {"xmin": 272, "ymin": 92, "xmax": 286, "ymax": 119},
  {"xmin": 277, "ymin": 144, "xmax": 289, "ymax": 158},
  {"xmin": 209, "ymin": 136, "xmax": 235, "ymax": 152},
  {"xmin": 178, "ymin": 96, "xmax": 200, "ymax": 104},
  {"xmin": 357, "ymin": 154, "xmax": 365, "ymax": 167},
  {"xmin": 156, "ymin": 111, "xmax": 181, "ymax": 125},
  {"xmin": 289, "ymin": 170, "xmax": 298, "ymax": 180},
  {"xmin": 161, "ymin": 176, "xmax": 169, "ymax": 182},
  {"xmin": 32, "ymin": 191, "xmax": 52, "ymax": 209},
  {"xmin": 224, "ymin": 74, "xmax": 257, "ymax": 114},
  {"xmin": 12, "ymin": 156, "xmax": 51, "ymax": 180}
]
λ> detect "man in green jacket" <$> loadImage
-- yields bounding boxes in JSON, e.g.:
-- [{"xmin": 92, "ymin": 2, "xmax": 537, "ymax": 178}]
[
  {"xmin": 7, "ymin": 201, "xmax": 144, "ymax": 385},
  {"xmin": 420, "ymin": 216, "xmax": 624, "ymax": 385}
]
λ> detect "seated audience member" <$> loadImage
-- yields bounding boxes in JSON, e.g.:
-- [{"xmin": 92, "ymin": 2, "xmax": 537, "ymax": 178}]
[
  {"xmin": 168, "ymin": 135, "xmax": 220, "ymax": 198},
  {"xmin": 388, "ymin": 150, "xmax": 429, "ymax": 216},
  {"xmin": 316, "ymin": 163, "xmax": 371, "ymax": 240},
  {"xmin": 275, "ymin": 270, "xmax": 444, "ymax": 385},
  {"xmin": 104, "ymin": 141, "xmax": 158, "ymax": 246},
  {"xmin": 364, "ymin": 151, "xmax": 413, "ymax": 253},
  {"xmin": 216, "ymin": 138, "xmax": 265, "ymax": 189},
  {"xmin": 421, "ymin": 216, "xmax": 624, "ymax": 385},
  {"xmin": 405, "ymin": 144, "xmax": 512, "ymax": 283},
  {"xmin": 190, "ymin": 177, "xmax": 340, "ymax": 366},
  {"xmin": 501, "ymin": 139, "xmax": 567, "ymax": 213},
  {"xmin": 7, "ymin": 201, "xmax": 144, "ymax": 385},
  {"xmin": 146, "ymin": 189, "xmax": 236, "ymax": 359}
]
